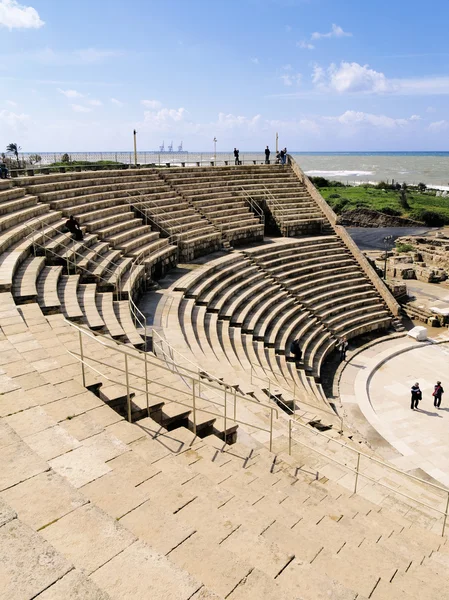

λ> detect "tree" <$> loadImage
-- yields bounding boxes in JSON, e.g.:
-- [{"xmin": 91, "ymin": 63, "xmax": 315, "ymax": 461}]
[
  {"xmin": 28, "ymin": 154, "xmax": 42, "ymax": 165},
  {"xmin": 61, "ymin": 153, "xmax": 70, "ymax": 164},
  {"xmin": 399, "ymin": 182, "xmax": 410, "ymax": 210},
  {"xmin": 6, "ymin": 143, "xmax": 21, "ymax": 167},
  {"xmin": 417, "ymin": 182, "xmax": 427, "ymax": 193}
]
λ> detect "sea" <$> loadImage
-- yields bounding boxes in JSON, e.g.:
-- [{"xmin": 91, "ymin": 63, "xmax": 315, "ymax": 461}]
[
  {"xmin": 290, "ymin": 152, "xmax": 449, "ymax": 189},
  {"xmin": 17, "ymin": 150, "xmax": 449, "ymax": 188}
]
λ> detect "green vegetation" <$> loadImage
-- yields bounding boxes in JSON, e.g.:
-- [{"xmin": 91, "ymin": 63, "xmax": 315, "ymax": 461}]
[
  {"xmin": 310, "ymin": 177, "xmax": 449, "ymax": 225},
  {"xmin": 396, "ymin": 242, "xmax": 415, "ymax": 253}
]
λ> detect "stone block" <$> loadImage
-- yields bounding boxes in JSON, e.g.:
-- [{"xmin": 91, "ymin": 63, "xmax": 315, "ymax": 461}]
[
  {"xmin": 0, "ymin": 441, "xmax": 48, "ymax": 492},
  {"xmin": 1, "ymin": 470, "xmax": 87, "ymax": 530},
  {"xmin": 0, "ymin": 519, "xmax": 72, "ymax": 600},
  {"xmin": 90, "ymin": 540, "xmax": 201, "ymax": 600},
  {"xmin": 36, "ymin": 569, "xmax": 111, "ymax": 600},
  {"xmin": 407, "ymin": 326, "xmax": 428, "ymax": 341},
  {"xmin": 40, "ymin": 504, "xmax": 136, "ymax": 575}
]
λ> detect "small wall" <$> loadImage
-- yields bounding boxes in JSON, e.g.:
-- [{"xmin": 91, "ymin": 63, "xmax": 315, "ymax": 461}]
[{"xmin": 289, "ymin": 156, "xmax": 401, "ymax": 317}]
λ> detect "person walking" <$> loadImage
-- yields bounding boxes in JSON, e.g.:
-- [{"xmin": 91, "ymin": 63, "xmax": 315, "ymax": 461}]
[
  {"xmin": 234, "ymin": 148, "xmax": 240, "ymax": 165},
  {"xmin": 411, "ymin": 382, "xmax": 422, "ymax": 410},
  {"xmin": 337, "ymin": 337, "xmax": 348, "ymax": 362},
  {"xmin": 279, "ymin": 148, "xmax": 285, "ymax": 165},
  {"xmin": 290, "ymin": 338, "xmax": 302, "ymax": 366},
  {"xmin": 265, "ymin": 146, "xmax": 270, "ymax": 164},
  {"xmin": 433, "ymin": 381, "xmax": 444, "ymax": 408}
]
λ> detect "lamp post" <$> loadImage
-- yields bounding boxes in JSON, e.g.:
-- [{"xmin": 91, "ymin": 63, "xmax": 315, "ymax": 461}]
[
  {"xmin": 383, "ymin": 235, "xmax": 393, "ymax": 280},
  {"xmin": 133, "ymin": 130, "xmax": 137, "ymax": 166},
  {"xmin": 213, "ymin": 137, "xmax": 217, "ymax": 166}
]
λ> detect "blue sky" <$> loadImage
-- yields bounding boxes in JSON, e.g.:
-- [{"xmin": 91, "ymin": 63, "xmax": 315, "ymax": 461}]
[{"xmin": 1, "ymin": 0, "xmax": 449, "ymax": 151}]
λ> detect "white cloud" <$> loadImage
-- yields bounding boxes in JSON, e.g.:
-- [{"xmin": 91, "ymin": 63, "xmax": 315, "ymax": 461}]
[
  {"xmin": 216, "ymin": 112, "xmax": 261, "ymax": 130},
  {"xmin": 88, "ymin": 99, "xmax": 102, "ymax": 106},
  {"xmin": 58, "ymin": 88, "xmax": 84, "ymax": 98},
  {"xmin": 297, "ymin": 40, "xmax": 315, "ymax": 50},
  {"xmin": 6, "ymin": 99, "xmax": 17, "ymax": 106},
  {"xmin": 409, "ymin": 114, "xmax": 421, "ymax": 121},
  {"xmin": 330, "ymin": 110, "xmax": 410, "ymax": 128},
  {"xmin": 426, "ymin": 106, "xmax": 436, "ymax": 113},
  {"xmin": 316, "ymin": 61, "xmax": 389, "ymax": 93},
  {"xmin": 250, "ymin": 57, "xmax": 259, "ymax": 64},
  {"xmin": 71, "ymin": 104, "xmax": 92, "ymax": 113},
  {"xmin": 282, "ymin": 64, "xmax": 292, "ymax": 71},
  {"xmin": 312, "ymin": 62, "xmax": 449, "ymax": 96},
  {"xmin": 311, "ymin": 23, "xmax": 352, "ymax": 40},
  {"xmin": 0, "ymin": 0, "xmax": 44, "ymax": 29},
  {"xmin": 281, "ymin": 73, "xmax": 301, "ymax": 86},
  {"xmin": 143, "ymin": 107, "xmax": 188, "ymax": 128},
  {"xmin": 110, "ymin": 98, "xmax": 123, "ymax": 107},
  {"xmin": 428, "ymin": 120, "xmax": 449, "ymax": 131},
  {"xmin": 0, "ymin": 108, "xmax": 29, "ymax": 129},
  {"xmin": 141, "ymin": 99, "xmax": 162, "ymax": 109}
]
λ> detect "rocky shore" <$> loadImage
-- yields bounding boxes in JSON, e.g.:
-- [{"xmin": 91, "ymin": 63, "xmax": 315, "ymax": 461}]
[{"xmin": 338, "ymin": 208, "xmax": 421, "ymax": 228}]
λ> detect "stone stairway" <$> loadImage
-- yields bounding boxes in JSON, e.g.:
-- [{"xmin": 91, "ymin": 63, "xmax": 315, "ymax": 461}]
[{"xmin": 1, "ymin": 296, "xmax": 449, "ymax": 599}]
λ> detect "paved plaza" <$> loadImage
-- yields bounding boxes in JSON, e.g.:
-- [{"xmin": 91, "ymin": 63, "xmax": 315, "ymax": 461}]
[{"xmin": 340, "ymin": 333, "xmax": 449, "ymax": 487}]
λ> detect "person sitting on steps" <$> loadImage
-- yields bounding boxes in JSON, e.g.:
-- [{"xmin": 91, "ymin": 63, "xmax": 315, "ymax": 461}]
[
  {"xmin": 65, "ymin": 215, "xmax": 84, "ymax": 241},
  {"xmin": 290, "ymin": 338, "xmax": 302, "ymax": 367}
]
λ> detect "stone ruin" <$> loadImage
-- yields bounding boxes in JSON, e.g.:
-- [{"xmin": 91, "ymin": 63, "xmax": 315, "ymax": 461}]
[{"xmin": 385, "ymin": 232, "xmax": 449, "ymax": 283}]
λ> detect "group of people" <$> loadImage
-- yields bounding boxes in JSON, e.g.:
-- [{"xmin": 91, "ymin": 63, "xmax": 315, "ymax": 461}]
[
  {"xmin": 411, "ymin": 381, "xmax": 444, "ymax": 410},
  {"xmin": 232, "ymin": 147, "xmax": 288, "ymax": 166}
]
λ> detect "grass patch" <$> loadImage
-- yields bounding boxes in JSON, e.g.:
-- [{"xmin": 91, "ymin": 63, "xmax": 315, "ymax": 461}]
[{"xmin": 318, "ymin": 184, "xmax": 449, "ymax": 224}]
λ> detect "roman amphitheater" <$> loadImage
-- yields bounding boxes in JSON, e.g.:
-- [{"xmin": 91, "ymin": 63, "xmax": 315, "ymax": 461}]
[{"xmin": 1, "ymin": 155, "xmax": 449, "ymax": 600}]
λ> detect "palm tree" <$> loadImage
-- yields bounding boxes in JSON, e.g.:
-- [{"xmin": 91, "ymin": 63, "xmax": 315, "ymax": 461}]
[{"xmin": 6, "ymin": 143, "xmax": 21, "ymax": 167}]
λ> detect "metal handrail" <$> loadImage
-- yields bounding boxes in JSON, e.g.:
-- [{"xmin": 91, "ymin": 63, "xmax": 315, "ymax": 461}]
[
  {"xmin": 287, "ymin": 418, "xmax": 449, "ymax": 535},
  {"xmin": 28, "ymin": 218, "xmax": 124, "ymax": 298},
  {"xmin": 152, "ymin": 328, "xmax": 232, "ymax": 390},
  {"xmin": 67, "ymin": 320, "xmax": 278, "ymax": 449},
  {"xmin": 240, "ymin": 187, "xmax": 265, "ymax": 225},
  {"xmin": 125, "ymin": 189, "xmax": 190, "ymax": 242},
  {"xmin": 249, "ymin": 359, "xmax": 344, "ymax": 430},
  {"xmin": 124, "ymin": 190, "xmax": 180, "ymax": 243}
]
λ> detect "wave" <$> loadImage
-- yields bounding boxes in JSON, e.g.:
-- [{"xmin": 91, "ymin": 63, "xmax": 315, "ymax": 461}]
[{"xmin": 305, "ymin": 169, "xmax": 374, "ymax": 177}]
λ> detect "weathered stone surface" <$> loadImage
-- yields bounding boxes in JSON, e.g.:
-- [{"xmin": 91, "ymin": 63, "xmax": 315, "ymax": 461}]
[
  {"xmin": 1, "ymin": 470, "xmax": 87, "ymax": 530},
  {"xmin": 0, "ymin": 420, "xmax": 20, "ymax": 449},
  {"xmin": 36, "ymin": 569, "xmax": 111, "ymax": 600},
  {"xmin": 49, "ymin": 446, "xmax": 111, "ymax": 488},
  {"xmin": 120, "ymin": 498, "xmax": 195, "ymax": 554},
  {"xmin": 0, "ymin": 441, "xmax": 48, "ymax": 492},
  {"xmin": 5, "ymin": 406, "xmax": 57, "ymax": 438},
  {"xmin": 0, "ymin": 519, "xmax": 72, "ymax": 600},
  {"xmin": 40, "ymin": 504, "xmax": 136, "ymax": 575},
  {"xmin": 24, "ymin": 425, "xmax": 81, "ymax": 461},
  {"xmin": 0, "ymin": 497, "xmax": 16, "ymax": 527},
  {"xmin": 80, "ymin": 471, "xmax": 150, "ymax": 519},
  {"xmin": 90, "ymin": 540, "xmax": 201, "ymax": 600}
]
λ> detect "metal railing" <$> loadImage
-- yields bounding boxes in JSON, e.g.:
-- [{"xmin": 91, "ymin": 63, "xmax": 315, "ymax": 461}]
[
  {"xmin": 9, "ymin": 152, "xmax": 280, "ymax": 172},
  {"xmin": 240, "ymin": 187, "xmax": 265, "ymax": 225},
  {"xmin": 28, "ymin": 218, "xmax": 124, "ymax": 299},
  {"xmin": 124, "ymin": 189, "xmax": 184, "ymax": 243},
  {"xmin": 287, "ymin": 417, "xmax": 449, "ymax": 536},
  {"xmin": 249, "ymin": 359, "xmax": 344, "ymax": 432},
  {"xmin": 67, "ymin": 321, "xmax": 278, "ymax": 449}
]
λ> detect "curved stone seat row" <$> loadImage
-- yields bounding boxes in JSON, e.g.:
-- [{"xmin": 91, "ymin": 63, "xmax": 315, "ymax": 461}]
[{"xmin": 0, "ymin": 179, "xmax": 175, "ymax": 350}]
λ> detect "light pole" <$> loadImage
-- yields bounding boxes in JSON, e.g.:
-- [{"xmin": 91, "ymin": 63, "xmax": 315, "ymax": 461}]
[
  {"xmin": 383, "ymin": 235, "xmax": 393, "ymax": 280},
  {"xmin": 133, "ymin": 130, "xmax": 137, "ymax": 166},
  {"xmin": 213, "ymin": 137, "xmax": 217, "ymax": 166},
  {"xmin": 275, "ymin": 132, "xmax": 279, "ymax": 153}
]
